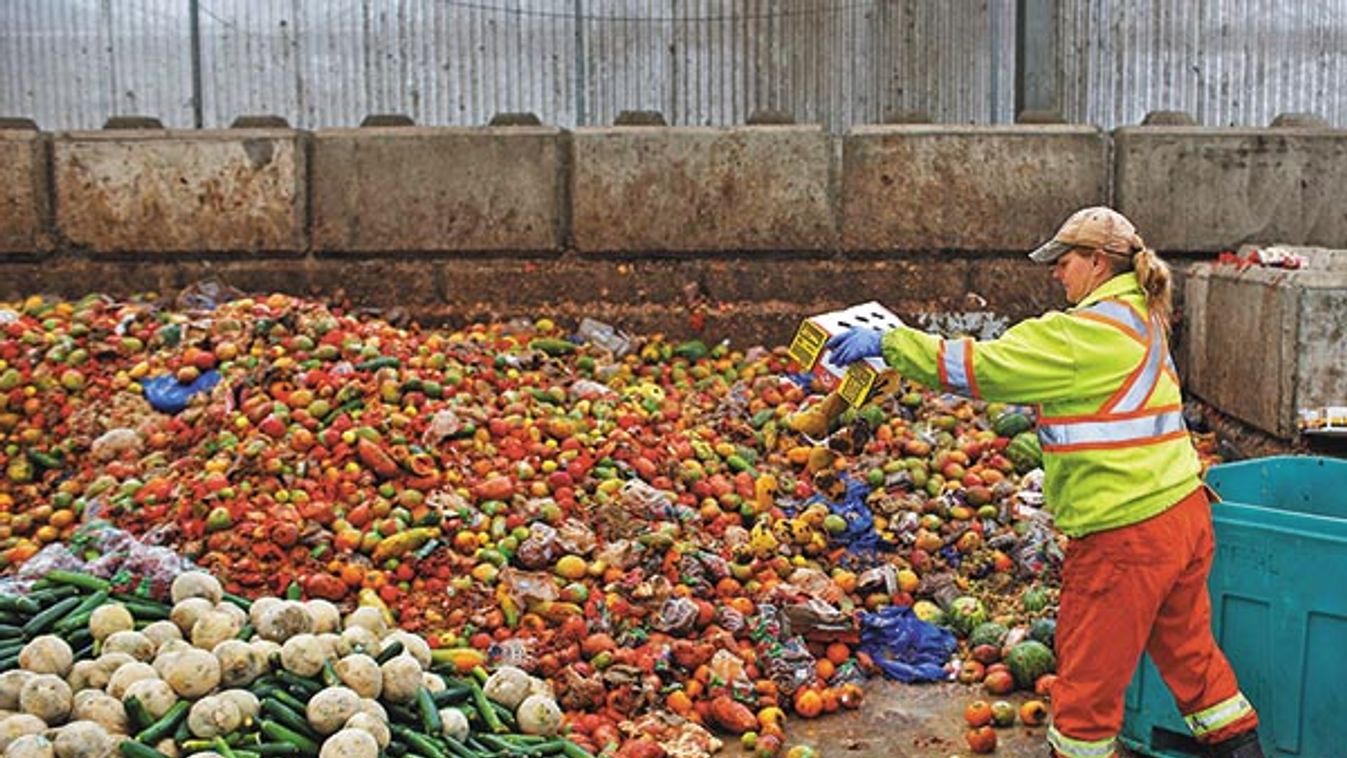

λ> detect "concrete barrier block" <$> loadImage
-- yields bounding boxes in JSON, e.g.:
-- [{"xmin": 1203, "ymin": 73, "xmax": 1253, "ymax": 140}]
[
  {"xmin": 0, "ymin": 130, "xmax": 51, "ymax": 254},
  {"xmin": 571, "ymin": 126, "xmax": 836, "ymax": 252},
  {"xmin": 311, "ymin": 127, "xmax": 565, "ymax": 253},
  {"xmin": 53, "ymin": 129, "xmax": 305, "ymax": 253},
  {"xmin": 1115, "ymin": 128, "xmax": 1347, "ymax": 252},
  {"xmin": 842, "ymin": 125, "xmax": 1108, "ymax": 252},
  {"xmin": 1182, "ymin": 247, "xmax": 1347, "ymax": 438}
]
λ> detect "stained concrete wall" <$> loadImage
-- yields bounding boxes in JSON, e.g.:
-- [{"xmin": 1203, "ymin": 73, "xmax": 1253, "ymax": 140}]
[
  {"xmin": 1115, "ymin": 127, "xmax": 1347, "ymax": 253},
  {"xmin": 311, "ymin": 127, "xmax": 565, "ymax": 253},
  {"xmin": 1182, "ymin": 246, "xmax": 1347, "ymax": 438},
  {"xmin": 0, "ymin": 130, "xmax": 51, "ymax": 254},
  {"xmin": 571, "ymin": 126, "xmax": 836, "ymax": 253},
  {"xmin": 53, "ymin": 129, "xmax": 306, "ymax": 253},
  {"xmin": 2, "ymin": 122, "xmax": 1346, "ymax": 357},
  {"xmin": 841, "ymin": 125, "xmax": 1109, "ymax": 251}
]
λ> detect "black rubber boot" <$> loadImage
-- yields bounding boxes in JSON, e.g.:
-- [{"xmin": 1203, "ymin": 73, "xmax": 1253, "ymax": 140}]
[{"xmin": 1208, "ymin": 730, "xmax": 1265, "ymax": 758}]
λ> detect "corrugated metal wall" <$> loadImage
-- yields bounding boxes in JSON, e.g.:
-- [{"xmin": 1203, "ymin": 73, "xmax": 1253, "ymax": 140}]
[
  {"xmin": 2, "ymin": 0, "xmax": 1343, "ymax": 132},
  {"xmin": 1059, "ymin": 0, "xmax": 1347, "ymax": 128}
]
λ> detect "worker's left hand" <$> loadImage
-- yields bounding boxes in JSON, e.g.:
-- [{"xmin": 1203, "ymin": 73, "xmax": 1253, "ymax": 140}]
[{"xmin": 825, "ymin": 328, "xmax": 883, "ymax": 366}]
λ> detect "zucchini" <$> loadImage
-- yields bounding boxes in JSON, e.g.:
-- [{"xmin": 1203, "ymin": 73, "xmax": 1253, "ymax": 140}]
[
  {"xmin": 388, "ymin": 725, "xmax": 447, "ymax": 758},
  {"xmin": 54, "ymin": 589, "xmax": 110, "ymax": 632},
  {"xmin": 374, "ymin": 640, "xmax": 404, "ymax": 664},
  {"xmin": 136, "ymin": 700, "xmax": 190, "ymax": 744},
  {"xmin": 222, "ymin": 592, "xmax": 254, "ymax": 612},
  {"xmin": 43, "ymin": 569, "xmax": 110, "ymax": 593},
  {"xmin": 28, "ymin": 585, "xmax": 81, "ymax": 606},
  {"xmin": 416, "ymin": 687, "xmax": 442, "ymax": 736},
  {"xmin": 0, "ymin": 595, "xmax": 39, "ymax": 615},
  {"xmin": 430, "ymin": 685, "xmax": 471, "ymax": 706},
  {"xmin": 437, "ymin": 738, "xmax": 478, "ymax": 758},
  {"xmin": 0, "ymin": 654, "xmax": 17, "ymax": 670},
  {"xmin": 253, "ymin": 744, "xmax": 301, "ymax": 757},
  {"xmin": 384, "ymin": 741, "xmax": 408, "ymax": 758},
  {"xmin": 123, "ymin": 695, "xmax": 154, "ymax": 732},
  {"xmin": 468, "ymin": 680, "xmax": 506, "ymax": 734},
  {"xmin": 258, "ymin": 719, "xmax": 318, "ymax": 756},
  {"xmin": 261, "ymin": 698, "xmax": 316, "ymax": 739},
  {"xmin": 320, "ymin": 660, "xmax": 340, "ymax": 688},
  {"xmin": 213, "ymin": 736, "xmax": 238, "ymax": 758},
  {"xmin": 114, "ymin": 597, "xmax": 172, "ymax": 620},
  {"xmin": 264, "ymin": 688, "xmax": 309, "ymax": 714},
  {"xmin": 275, "ymin": 671, "xmax": 321, "ymax": 697},
  {"xmin": 560, "ymin": 741, "xmax": 597, "ymax": 758},
  {"xmin": 120, "ymin": 741, "xmax": 173, "ymax": 758},
  {"xmin": 0, "ymin": 623, "xmax": 27, "ymax": 639},
  {"xmin": 22, "ymin": 594, "xmax": 82, "ymax": 636}
]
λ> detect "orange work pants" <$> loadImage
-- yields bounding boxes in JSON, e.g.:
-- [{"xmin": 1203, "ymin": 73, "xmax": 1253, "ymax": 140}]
[{"xmin": 1049, "ymin": 486, "xmax": 1258, "ymax": 758}]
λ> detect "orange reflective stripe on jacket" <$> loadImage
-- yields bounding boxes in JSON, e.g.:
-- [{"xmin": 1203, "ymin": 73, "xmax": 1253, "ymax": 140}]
[
  {"xmin": 1037, "ymin": 300, "xmax": 1186, "ymax": 453},
  {"xmin": 879, "ymin": 273, "xmax": 1203, "ymax": 537}
]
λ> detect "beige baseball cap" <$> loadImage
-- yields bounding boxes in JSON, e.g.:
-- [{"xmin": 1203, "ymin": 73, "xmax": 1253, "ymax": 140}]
[{"xmin": 1029, "ymin": 206, "xmax": 1144, "ymax": 263}]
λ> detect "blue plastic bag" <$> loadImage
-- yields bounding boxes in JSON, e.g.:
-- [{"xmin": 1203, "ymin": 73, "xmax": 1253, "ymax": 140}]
[
  {"xmin": 857, "ymin": 605, "xmax": 957, "ymax": 683},
  {"xmin": 801, "ymin": 475, "xmax": 892, "ymax": 556},
  {"xmin": 141, "ymin": 370, "xmax": 221, "ymax": 414}
]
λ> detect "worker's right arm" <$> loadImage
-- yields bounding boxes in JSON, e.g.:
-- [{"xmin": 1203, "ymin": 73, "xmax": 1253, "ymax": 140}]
[{"xmin": 879, "ymin": 313, "xmax": 1080, "ymax": 405}]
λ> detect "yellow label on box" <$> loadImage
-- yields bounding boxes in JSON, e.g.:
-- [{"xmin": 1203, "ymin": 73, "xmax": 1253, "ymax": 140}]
[
  {"xmin": 838, "ymin": 363, "xmax": 877, "ymax": 408},
  {"xmin": 788, "ymin": 320, "xmax": 829, "ymax": 369}
]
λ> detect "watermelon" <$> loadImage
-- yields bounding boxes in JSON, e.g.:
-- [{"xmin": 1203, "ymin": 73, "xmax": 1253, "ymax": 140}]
[
  {"xmin": 1006, "ymin": 431, "xmax": 1043, "ymax": 473},
  {"xmin": 969, "ymin": 622, "xmax": 1009, "ymax": 649},
  {"xmin": 945, "ymin": 596, "xmax": 988, "ymax": 638},
  {"xmin": 1029, "ymin": 618, "xmax": 1056, "ymax": 649},
  {"xmin": 1021, "ymin": 585, "xmax": 1051, "ymax": 613},
  {"xmin": 1005, "ymin": 640, "xmax": 1056, "ymax": 689},
  {"xmin": 992, "ymin": 410, "xmax": 1032, "ymax": 438}
]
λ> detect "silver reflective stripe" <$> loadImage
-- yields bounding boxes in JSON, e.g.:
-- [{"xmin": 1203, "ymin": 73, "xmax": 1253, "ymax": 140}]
[
  {"xmin": 1038, "ymin": 409, "xmax": 1187, "ymax": 449},
  {"xmin": 941, "ymin": 338, "xmax": 974, "ymax": 396},
  {"xmin": 1083, "ymin": 299, "xmax": 1145, "ymax": 336},
  {"xmin": 1184, "ymin": 692, "xmax": 1255, "ymax": 737},
  {"xmin": 1047, "ymin": 723, "xmax": 1117, "ymax": 758},
  {"xmin": 1111, "ymin": 317, "xmax": 1164, "ymax": 412}
]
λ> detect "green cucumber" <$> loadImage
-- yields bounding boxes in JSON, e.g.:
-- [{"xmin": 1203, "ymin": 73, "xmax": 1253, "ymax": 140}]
[
  {"xmin": 388, "ymin": 725, "xmax": 447, "ymax": 758},
  {"xmin": 222, "ymin": 592, "xmax": 253, "ymax": 611},
  {"xmin": 43, "ymin": 570, "xmax": 110, "ymax": 593},
  {"xmin": 416, "ymin": 687, "xmax": 442, "ymax": 736},
  {"xmin": 22, "ymin": 595, "xmax": 82, "ymax": 636},
  {"xmin": 136, "ymin": 700, "xmax": 189, "ymax": 743},
  {"xmin": 123, "ymin": 695, "xmax": 154, "ymax": 732},
  {"xmin": 258, "ymin": 720, "xmax": 318, "ymax": 756},
  {"xmin": 375, "ymin": 640, "xmax": 404, "ymax": 664},
  {"xmin": 560, "ymin": 741, "xmax": 597, "ymax": 758},
  {"xmin": 253, "ymin": 744, "xmax": 301, "ymax": 757},
  {"xmin": 265, "ymin": 688, "xmax": 309, "ymax": 714},
  {"xmin": 275, "ymin": 671, "xmax": 321, "ymax": 697},
  {"xmin": 0, "ymin": 595, "xmax": 39, "ymax": 615},
  {"xmin": 468, "ymin": 680, "xmax": 506, "ymax": 733},
  {"xmin": 320, "ymin": 660, "xmax": 340, "ymax": 688},
  {"xmin": 120, "ymin": 740, "xmax": 173, "ymax": 758},
  {"xmin": 430, "ymin": 685, "xmax": 471, "ymax": 706},
  {"xmin": 260, "ymin": 698, "xmax": 316, "ymax": 739}
]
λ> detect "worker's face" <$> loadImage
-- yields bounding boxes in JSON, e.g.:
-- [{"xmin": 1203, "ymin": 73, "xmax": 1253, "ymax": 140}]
[{"xmin": 1053, "ymin": 249, "xmax": 1103, "ymax": 304}]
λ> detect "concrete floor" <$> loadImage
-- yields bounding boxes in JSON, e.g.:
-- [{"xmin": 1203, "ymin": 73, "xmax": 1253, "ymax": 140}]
[{"xmin": 746, "ymin": 680, "xmax": 1142, "ymax": 757}]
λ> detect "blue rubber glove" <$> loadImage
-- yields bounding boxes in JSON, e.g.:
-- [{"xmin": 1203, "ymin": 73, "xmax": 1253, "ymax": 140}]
[{"xmin": 824, "ymin": 328, "xmax": 884, "ymax": 366}]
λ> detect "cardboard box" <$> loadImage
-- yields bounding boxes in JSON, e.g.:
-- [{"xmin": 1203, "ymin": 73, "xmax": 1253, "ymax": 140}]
[{"xmin": 788, "ymin": 301, "xmax": 903, "ymax": 406}]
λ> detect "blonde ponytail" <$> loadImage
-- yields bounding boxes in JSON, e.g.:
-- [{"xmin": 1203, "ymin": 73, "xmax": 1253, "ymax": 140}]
[{"xmin": 1132, "ymin": 247, "xmax": 1173, "ymax": 333}]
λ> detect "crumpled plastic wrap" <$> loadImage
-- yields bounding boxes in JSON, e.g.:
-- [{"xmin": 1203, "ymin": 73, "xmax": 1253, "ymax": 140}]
[{"xmin": 0, "ymin": 520, "xmax": 194, "ymax": 597}]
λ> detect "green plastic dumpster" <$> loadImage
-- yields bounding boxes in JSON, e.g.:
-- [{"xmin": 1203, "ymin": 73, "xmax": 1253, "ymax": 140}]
[{"xmin": 1121, "ymin": 456, "xmax": 1347, "ymax": 757}]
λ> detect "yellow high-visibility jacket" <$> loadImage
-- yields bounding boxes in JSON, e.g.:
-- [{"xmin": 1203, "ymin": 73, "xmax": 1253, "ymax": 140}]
[{"xmin": 880, "ymin": 273, "xmax": 1200, "ymax": 537}]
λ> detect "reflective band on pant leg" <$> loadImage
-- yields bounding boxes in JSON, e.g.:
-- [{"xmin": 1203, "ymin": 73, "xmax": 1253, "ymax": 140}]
[
  {"xmin": 1184, "ymin": 692, "xmax": 1255, "ymax": 738},
  {"xmin": 1047, "ymin": 723, "xmax": 1117, "ymax": 758}
]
